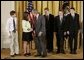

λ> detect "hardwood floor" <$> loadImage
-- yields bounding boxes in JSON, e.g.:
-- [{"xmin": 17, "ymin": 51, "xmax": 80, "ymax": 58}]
[{"xmin": 1, "ymin": 48, "xmax": 83, "ymax": 59}]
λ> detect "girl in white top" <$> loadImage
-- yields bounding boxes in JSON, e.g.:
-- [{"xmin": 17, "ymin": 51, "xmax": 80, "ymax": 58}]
[
  {"xmin": 22, "ymin": 12, "xmax": 33, "ymax": 56},
  {"xmin": 22, "ymin": 19, "xmax": 33, "ymax": 32}
]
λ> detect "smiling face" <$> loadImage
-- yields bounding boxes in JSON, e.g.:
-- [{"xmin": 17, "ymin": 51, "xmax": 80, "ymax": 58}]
[
  {"xmin": 44, "ymin": 10, "xmax": 49, "ymax": 15},
  {"xmin": 70, "ymin": 9, "xmax": 75, "ymax": 14},
  {"xmin": 12, "ymin": 13, "xmax": 16, "ymax": 18},
  {"xmin": 59, "ymin": 11, "xmax": 63, "ymax": 16},
  {"xmin": 32, "ymin": 10, "xmax": 37, "ymax": 17},
  {"xmin": 10, "ymin": 11, "xmax": 16, "ymax": 17}
]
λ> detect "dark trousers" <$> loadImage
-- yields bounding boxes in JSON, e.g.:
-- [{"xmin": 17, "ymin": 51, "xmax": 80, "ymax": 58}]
[
  {"xmin": 35, "ymin": 35, "xmax": 47, "ymax": 56},
  {"xmin": 63, "ymin": 33, "xmax": 70, "ymax": 49},
  {"xmin": 46, "ymin": 31, "xmax": 53, "ymax": 52},
  {"xmin": 56, "ymin": 31, "xmax": 64, "ymax": 52},
  {"xmin": 69, "ymin": 31, "xmax": 78, "ymax": 52}
]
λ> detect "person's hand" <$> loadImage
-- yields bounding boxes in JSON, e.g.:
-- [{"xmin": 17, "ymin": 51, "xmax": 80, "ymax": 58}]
[
  {"xmin": 78, "ymin": 30, "xmax": 80, "ymax": 35},
  {"xmin": 9, "ymin": 35, "xmax": 12, "ymax": 38},
  {"xmin": 67, "ymin": 31, "xmax": 69, "ymax": 35},
  {"xmin": 33, "ymin": 30, "xmax": 35, "ymax": 34},
  {"xmin": 64, "ymin": 32, "xmax": 66, "ymax": 35},
  {"xmin": 33, "ymin": 30, "xmax": 36, "ymax": 37},
  {"xmin": 27, "ymin": 28, "xmax": 30, "ymax": 31},
  {"xmin": 38, "ymin": 32, "xmax": 42, "ymax": 36},
  {"xmin": 9, "ymin": 31, "xmax": 11, "ymax": 34},
  {"xmin": 15, "ymin": 28, "xmax": 17, "ymax": 31},
  {"xmin": 27, "ymin": 28, "xmax": 33, "ymax": 31},
  {"xmin": 9, "ymin": 32, "xmax": 12, "ymax": 38},
  {"xmin": 78, "ymin": 30, "xmax": 80, "ymax": 33},
  {"xmin": 30, "ymin": 28, "xmax": 33, "ymax": 31}
]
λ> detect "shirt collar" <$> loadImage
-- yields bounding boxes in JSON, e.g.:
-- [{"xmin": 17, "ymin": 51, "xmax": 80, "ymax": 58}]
[{"xmin": 36, "ymin": 14, "xmax": 39, "ymax": 19}]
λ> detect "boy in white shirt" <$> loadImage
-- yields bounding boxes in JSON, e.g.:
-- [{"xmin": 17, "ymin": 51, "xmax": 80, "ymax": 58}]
[{"xmin": 6, "ymin": 10, "xmax": 19, "ymax": 57}]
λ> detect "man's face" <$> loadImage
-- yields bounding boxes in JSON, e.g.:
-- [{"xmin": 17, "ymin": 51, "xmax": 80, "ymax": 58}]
[
  {"xmin": 12, "ymin": 13, "xmax": 16, "ymax": 18},
  {"xmin": 70, "ymin": 9, "xmax": 75, "ymax": 14},
  {"xmin": 32, "ymin": 11, "xmax": 36, "ymax": 17},
  {"xmin": 59, "ymin": 11, "xmax": 63, "ymax": 16},
  {"xmin": 44, "ymin": 10, "xmax": 49, "ymax": 15},
  {"xmin": 33, "ymin": 13, "xmax": 37, "ymax": 17}
]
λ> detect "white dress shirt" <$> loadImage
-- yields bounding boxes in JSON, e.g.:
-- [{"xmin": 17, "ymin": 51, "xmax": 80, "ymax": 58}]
[
  {"xmin": 6, "ymin": 16, "xmax": 17, "ymax": 32},
  {"xmin": 36, "ymin": 14, "xmax": 39, "ymax": 20},
  {"xmin": 45, "ymin": 13, "xmax": 49, "ymax": 20},
  {"xmin": 59, "ymin": 16, "xmax": 63, "ymax": 23},
  {"xmin": 71, "ymin": 13, "xmax": 75, "ymax": 18},
  {"xmin": 22, "ymin": 20, "xmax": 32, "ymax": 32}
]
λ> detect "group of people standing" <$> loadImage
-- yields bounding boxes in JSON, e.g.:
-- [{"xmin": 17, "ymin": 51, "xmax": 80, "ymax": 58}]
[{"xmin": 6, "ymin": 7, "xmax": 80, "ymax": 57}]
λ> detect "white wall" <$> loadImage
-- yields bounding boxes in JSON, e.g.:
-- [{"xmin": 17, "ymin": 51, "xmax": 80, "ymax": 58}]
[
  {"xmin": 81, "ymin": 1, "xmax": 83, "ymax": 48},
  {"xmin": 1, "ymin": 1, "xmax": 15, "ymax": 49},
  {"xmin": 81, "ymin": 1, "xmax": 83, "ymax": 22}
]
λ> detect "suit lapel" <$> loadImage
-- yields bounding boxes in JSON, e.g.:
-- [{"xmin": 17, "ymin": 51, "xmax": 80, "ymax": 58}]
[
  {"xmin": 70, "ymin": 13, "xmax": 75, "ymax": 20},
  {"xmin": 58, "ymin": 16, "xmax": 62, "ymax": 25},
  {"xmin": 36, "ymin": 15, "xmax": 40, "ymax": 26}
]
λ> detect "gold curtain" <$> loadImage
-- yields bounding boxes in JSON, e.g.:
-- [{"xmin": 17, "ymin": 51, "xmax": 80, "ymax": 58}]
[
  {"xmin": 15, "ymin": 1, "xmax": 28, "ymax": 53},
  {"xmin": 15, "ymin": 1, "xmax": 82, "ymax": 53},
  {"xmin": 33, "ymin": 1, "xmax": 59, "ymax": 15}
]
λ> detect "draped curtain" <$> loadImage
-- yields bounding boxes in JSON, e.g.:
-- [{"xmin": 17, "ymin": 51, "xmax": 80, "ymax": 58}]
[{"xmin": 15, "ymin": 1, "xmax": 82, "ymax": 53}]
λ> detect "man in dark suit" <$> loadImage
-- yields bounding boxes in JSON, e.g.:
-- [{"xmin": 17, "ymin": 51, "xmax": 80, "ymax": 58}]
[
  {"xmin": 54, "ymin": 10, "xmax": 66, "ymax": 54},
  {"xmin": 32, "ymin": 9, "xmax": 47, "ymax": 57},
  {"xmin": 44, "ymin": 8, "xmax": 54, "ymax": 53},
  {"xmin": 63, "ymin": 8, "xmax": 70, "ymax": 49},
  {"xmin": 67, "ymin": 8, "xmax": 80, "ymax": 54}
]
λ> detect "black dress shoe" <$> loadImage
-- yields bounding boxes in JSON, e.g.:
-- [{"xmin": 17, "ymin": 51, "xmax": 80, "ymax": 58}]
[
  {"xmin": 26, "ymin": 53, "xmax": 31, "ymax": 56},
  {"xmin": 14, "ymin": 54, "xmax": 20, "ymax": 56},
  {"xmin": 73, "ymin": 51, "xmax": 77, "ymax": 54},
  {"xmin": 41, "ymin": 55, "xmax": 47, "ymax": 57},
  {"xmin": 61, "ymin": 51, "xmax": 66, "ymax": 54},
  {"xmin": 34, "ymin": 54, "xmax": 41, "ymax": 57},
  {"xmin": 70, "ymin": 51, "xmax": 74, "ymax": 54},
  {"xmin": 56, "ymin": 51, "xmax": 60, "ymax": 54},
  {"xmin": 10, "ymin": 55, "xmax": 15, "ymax": 57},
  {"xmin": 47, "ymin": 50, "xmax": 50, "ymax": 53},
  {"xmin": 47, "ymin": 50, "xmax": 52, "ymax": 53},
  {"xmin": 70, "ymin": 51, "xmax": 73, "ymax": 54},
  {"xmin": 24, "ymin": 53, "xmax": 28, "ymax": 56}
]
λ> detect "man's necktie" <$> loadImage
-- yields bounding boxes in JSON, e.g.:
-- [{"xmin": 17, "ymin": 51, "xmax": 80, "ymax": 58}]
[
  {"xmin": 13, "ymin": 19, "xmax": 16, "ymax": 33},
  {"xmin": 46, "ymin": 15, "xmax": 49, "ymax": 21},
  {"xmin": 60, "ymin": 17, "xmax": 62, "ymax": 24}
]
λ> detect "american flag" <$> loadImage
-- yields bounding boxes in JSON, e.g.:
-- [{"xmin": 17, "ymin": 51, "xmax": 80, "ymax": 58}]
[
  {"xmin": 63, "ymin": 1, "xmax": 69, "ymax": 4},
  {"xmin": 27, "ymin": 1, "xmax": 35, "ymax": 30},
  {"xmin": 27, "ymin": 1, "xmax": 33, "ymax": 12},
  {"xmin": 62, "ymin": 1, "xmax": 69, "ymax": 10},
  {"xmin": 27, "ymin": 1, "xmax": 34, "ymax": 48}
]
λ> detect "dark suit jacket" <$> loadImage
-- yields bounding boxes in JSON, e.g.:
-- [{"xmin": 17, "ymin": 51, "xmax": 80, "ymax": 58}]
[
  {"xmin": 67, "ymin": 13, "xmax": 80, "ymax": 32},
  {"xmin": 35, "ymin": 15, "xmax": 46, "ymax": 36},
  {"xmin": 54, "ymin": 15, "xmax": 66, "ymax": 33},
  {"xmin": 44, "ymin": 14, "xmax": 54, "ymax": 32}
]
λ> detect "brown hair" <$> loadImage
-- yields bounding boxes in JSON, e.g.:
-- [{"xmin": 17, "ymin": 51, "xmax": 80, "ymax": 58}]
[
  {"xmin": 44, "ymin": 8, "xmax": 49, "ymax": 11},
  {"xmin": 59, "ymin": 10, "xmax": 63, "ymax": 12},
  {"xmin": 70, "ymin": 7, "xmax": 75, "ymax": 10},
  {"xmin": 10, "ymin": 10, "xmax": 16, "ymax": 16},
  {"xmin": 23, "ymin": 12, "xmax": 29, "ymax": 21}
]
